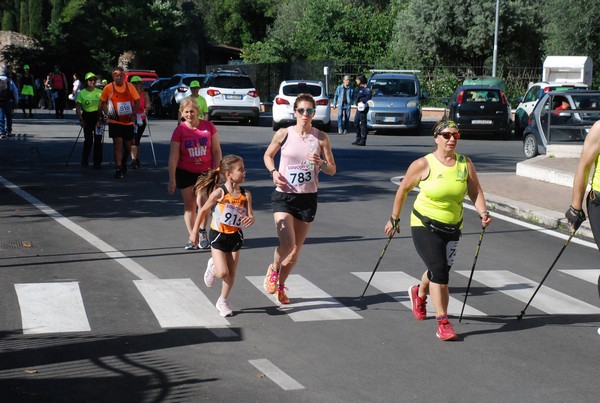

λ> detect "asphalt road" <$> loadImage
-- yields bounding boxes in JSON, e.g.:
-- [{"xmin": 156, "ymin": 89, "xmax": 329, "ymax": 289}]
[{"xmin": 0, "ymin": 112, "xmax": 598, "ymax": 402}]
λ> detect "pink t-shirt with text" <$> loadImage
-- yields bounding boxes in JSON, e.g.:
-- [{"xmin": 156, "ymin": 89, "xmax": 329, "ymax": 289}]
[{"xmin": 170, "ymin": 120, "xmax": 217, "ymax": 173}]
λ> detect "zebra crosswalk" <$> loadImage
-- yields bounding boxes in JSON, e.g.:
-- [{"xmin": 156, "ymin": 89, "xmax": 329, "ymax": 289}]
[{"xmin": 10, "ymin": 269, "xmax": 600, "ymax": 336}]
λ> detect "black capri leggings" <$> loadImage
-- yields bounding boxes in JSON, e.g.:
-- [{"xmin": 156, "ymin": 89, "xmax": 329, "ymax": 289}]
[{"xmin": 411, "ymin": 226, "xmax": 461, "ymax": 284}]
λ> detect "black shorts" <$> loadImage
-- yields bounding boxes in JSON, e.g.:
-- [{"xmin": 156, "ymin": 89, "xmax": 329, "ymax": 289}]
[
  {"xmin": 176, "ymin": 168, "xmax": 206, "ymax": 189},
  {"xmin": 209, "ymin": 228, "xmax": 243, "ymax": 252},
  {"xmin": 108, "ymin": 123, "xmax": 134, "ymax": 141},
  {"xmin": 411, "ymin": 226, "xmax": 461, "ymax": 285},
  {"xmin": 271, "ymin": 191, "xmax": 317, "ymax": 222}
]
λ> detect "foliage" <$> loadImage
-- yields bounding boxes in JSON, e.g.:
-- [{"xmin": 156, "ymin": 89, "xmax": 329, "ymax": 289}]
[
  {"xmin": 543, "ymin": 0, "xmax": 600, "ymax": 73},
  {"xmin": 243, "ymin": 0, "xmax": 397, "ymax": 63},
  {"xmin": 391, "ymin": 0, "xmax": 545, "ymax": 67}
]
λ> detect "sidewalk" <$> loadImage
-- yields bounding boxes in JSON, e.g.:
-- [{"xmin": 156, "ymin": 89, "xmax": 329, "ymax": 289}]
[{"xmin": 478, "ymin": 156, "xmax": 595, "ymax": 241}]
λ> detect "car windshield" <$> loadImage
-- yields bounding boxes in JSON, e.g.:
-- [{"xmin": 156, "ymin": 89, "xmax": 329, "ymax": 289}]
[
  {"xmin": 369, "ymin": 79, "xmax": 417, "ymax": 97},
  {"xmin": 209, "ymin": 76, "xmax": 253, "ymax": 88},
  {"xmin": 282, "ymin": 84, "xmax": 322, "ymax": 97},
  {"xmin": 463, "ymin": 90, "xmax": 501, "ymax": 103}
]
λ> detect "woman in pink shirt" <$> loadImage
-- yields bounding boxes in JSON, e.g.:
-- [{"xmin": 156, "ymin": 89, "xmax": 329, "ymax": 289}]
[
  {"xmin": 168, "ymin": 98, "xmax": 222, "ymax": 250},
  {"xmin": 263, "ymin": 93, "xmax": 337, "ymax": 304}
]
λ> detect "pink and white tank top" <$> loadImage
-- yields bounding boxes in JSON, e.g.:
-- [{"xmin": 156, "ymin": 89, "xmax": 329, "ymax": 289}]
[{"xmin": 276, "ymin": 126, "xmax": 321, "ymax": 194}]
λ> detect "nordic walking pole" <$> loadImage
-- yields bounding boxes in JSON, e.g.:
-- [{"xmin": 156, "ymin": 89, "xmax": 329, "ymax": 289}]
[
  {"xmin": 516, "ymin": 229, "xmax": 577, "ymax": 320},
  {"xmin": 146, "ymin": 117, "xmax": 157, "ymax": 166},
  {"xmin": 65, "ymin": 126, "xmax": 83, "ymax": 166},
  {"xmin": 459, "ymin": 226, "xmax": 486, "ymax": 323},
  {"xmin": 359, "ymin": 229, "xmax": 396, "ymax": 300}
]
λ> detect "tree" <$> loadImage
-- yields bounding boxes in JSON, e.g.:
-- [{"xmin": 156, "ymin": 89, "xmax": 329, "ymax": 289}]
[
  {"xmin": 242, "ymin": 0, "xmax": 397, "ymax": 63},
  {"xmin": 28, "ymin": 0, "xmax": 45, "ymax": 38},
  {"xmin": 390, "ymin": 0, "xmax": 544, "ymax": 68},
  {"xmin": 543, "ymin": 0, "xmax": 600, "ymax": 72}
]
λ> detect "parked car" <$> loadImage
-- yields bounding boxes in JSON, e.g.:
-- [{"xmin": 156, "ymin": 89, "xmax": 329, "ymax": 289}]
[
  {"xmin": 148, "ymin": 77, "xmax": 170, "ymax": 117},
  {"xmin": 199, "ymin": 68, "xmax": 260, "ymax": 125},
  {"xmin": 159, "ymin": 73, "xmax": 206, "ymax": 118},
  {"xmin": 522, "ymin": 90, "xmax": 600, "ymax": 158},
  {"xmin": 124, "ymin": 70, "xmax": 159, "ymax": 92},
  {"xmin": 443, "ymin": 85, "xmax": 512, "ymax": 139},
  {"xmin": 514, "ymin": 81, "xmax": 588, "ymax": 137},
  {"xmin": 365, "ymin": 70, "xmax": 425, "ymax": 134},
  {"xmin": 272, "ymin": 80, "xmax": 330, "ymax": 131}
]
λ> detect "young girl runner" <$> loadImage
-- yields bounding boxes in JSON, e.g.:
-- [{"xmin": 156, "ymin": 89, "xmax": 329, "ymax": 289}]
[{"xmin": 191, "ymin": 155, "xmax": 255, "ymax": 316}]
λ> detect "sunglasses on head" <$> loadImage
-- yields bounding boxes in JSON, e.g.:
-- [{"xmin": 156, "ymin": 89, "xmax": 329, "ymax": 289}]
[
  {"xmin": 296, "ymin": 108, "xmax": 315, "ymax": 115},
  {"xmin": 438, "ymin": 131, "xmax": 460, "ymax": 140}
]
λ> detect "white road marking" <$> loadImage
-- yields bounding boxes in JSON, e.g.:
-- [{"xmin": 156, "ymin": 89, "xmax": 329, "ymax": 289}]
[
  {"xmin": 134, "ymin": 279, "xmax": 236, "ymax": 337},
  {"xmin": 246, "ymin": 274, "xmax": 362, "ymax": 322},
  {"xmin": 249, "ymin": 359, "xmax": 304, "ymax": 391},
  {"xmin": 352, "ymin": 271, "xmax": 486, "ymax": 317},
  {"xmin": 455, "ymin": 270, "xmax": 600, "ymax": 315},
  {"xmin": 559, "ymin": 269, "xmax": 600, "ymax": 285},
  {"xmin": 0, "ymin": 176, "xmax": 157, "ymax": 280},
  {"xmin": 15, "ymin": 282, "xmax": 91, "ymax": 334}
]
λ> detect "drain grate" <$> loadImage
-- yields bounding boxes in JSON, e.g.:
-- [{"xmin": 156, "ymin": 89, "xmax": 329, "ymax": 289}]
[{"xmin": 0, "ymin": 240, "xmax": 32, "ymax": 250}]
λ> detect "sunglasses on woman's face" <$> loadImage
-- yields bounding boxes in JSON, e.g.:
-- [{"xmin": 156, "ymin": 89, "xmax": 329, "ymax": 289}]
[
  {"xmin": 296, "ymin": 108, "xmax": 315, "ymax": 115},
  {"xmin": 438, "ymin": 131, "xmax": 460, "ymax": 140}
]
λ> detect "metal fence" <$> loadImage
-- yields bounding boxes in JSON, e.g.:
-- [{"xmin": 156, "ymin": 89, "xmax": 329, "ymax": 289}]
[{"xmin": 206, "ymin": 60, "xmax": 544, "ymax": 106}]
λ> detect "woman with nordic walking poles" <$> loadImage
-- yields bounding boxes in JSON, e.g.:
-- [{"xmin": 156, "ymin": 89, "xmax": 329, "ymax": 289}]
[
  {"xmin": 76, "ymin": 72, "xmax": 103, "ymax": 168},
  {"xmin": 263, "ymin": 93, "xmax": 336, "ymax": 304},
  {"xmin": 384, "ymin": 119, "xmax": 492, "ymax": 341}
]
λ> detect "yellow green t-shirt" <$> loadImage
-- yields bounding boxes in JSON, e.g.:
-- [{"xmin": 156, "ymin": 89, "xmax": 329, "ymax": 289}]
[
  {"xmin": 411, "ymin": 153, "xmax": 469, "ymax": 227},
  {"xmin": 187, "ymin": 94, "xmax": 208, "ymax": 117},
  {"xmin": 592, "ymin": 154, "xmax": 600, "ymax": 192},
  {"xmin": 76, "ymin": 87, "xmax": 102, "ymax": 113}
]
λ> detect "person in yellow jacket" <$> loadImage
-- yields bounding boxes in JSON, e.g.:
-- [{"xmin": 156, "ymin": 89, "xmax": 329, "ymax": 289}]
[
  {"xmin": 76, "ymin": 72, "xmax": 103, "ymax": 168},
  {"xmin": 19, "ymin": 64, "xmax": 35, "ymax": 118},
  {"xmin": 384, "ymin": 119, "xmax": 492, "ymax": 341}
]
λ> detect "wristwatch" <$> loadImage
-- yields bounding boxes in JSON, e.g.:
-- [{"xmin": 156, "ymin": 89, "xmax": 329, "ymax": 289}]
[{"xmin": 322, "ymin": 160, "xmax": 328, "ymax": 169}]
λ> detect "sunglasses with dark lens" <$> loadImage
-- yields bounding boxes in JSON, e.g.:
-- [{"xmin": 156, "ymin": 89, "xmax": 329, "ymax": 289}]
[
  {"xmin": 439, "ymin": 131, "xmax": 460, "ymax": 140},
  {"xmin": 296, "ymin": 108, "xmax": 315, "ymax": 115}
]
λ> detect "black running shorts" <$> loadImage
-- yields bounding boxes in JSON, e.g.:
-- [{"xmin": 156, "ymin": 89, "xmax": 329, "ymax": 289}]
[{"xmin": 271, "ymin": 190, "xmax": 317, "ymax": 222}]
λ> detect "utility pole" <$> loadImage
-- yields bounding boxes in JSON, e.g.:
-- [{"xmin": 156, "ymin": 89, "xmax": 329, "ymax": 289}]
[{"xmin": 492, "ymin": 0, "xmax": 500, "ymax": 77}]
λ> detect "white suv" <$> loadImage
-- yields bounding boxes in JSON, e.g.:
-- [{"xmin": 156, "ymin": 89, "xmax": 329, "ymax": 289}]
[
  {"xmin": 514, "ymin": 81, "xmax": 588, "ymax": 137},
  {"xmin": 272, "ymin": 80, "xmax": 330, "ymax": 131},
  {"xmin": 199, "ymin": 69, "xmax": 260, "ymax": 125}
]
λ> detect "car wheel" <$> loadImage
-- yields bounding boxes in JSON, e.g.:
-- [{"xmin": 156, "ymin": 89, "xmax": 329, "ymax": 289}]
[
  {"xmin": 523, "ymin": 133, "xmax": 539, "ymax": 159},
  {"xmin": 170, "ymin": 100, "xmax": 179, "ymax": 119}
]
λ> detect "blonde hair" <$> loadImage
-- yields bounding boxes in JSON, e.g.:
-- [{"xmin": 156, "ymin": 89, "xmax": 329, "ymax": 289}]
[
  {"xmin": 193, "ymin": 155, "xmax": 244, "ymax": 196},
  {"xmin": 179, "ymin": 97, "xmax": 199, "ymax": 114}
]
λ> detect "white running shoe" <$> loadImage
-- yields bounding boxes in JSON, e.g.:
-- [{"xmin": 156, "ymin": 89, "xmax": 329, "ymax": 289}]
[
  {"xmin": 216, "ymin": 297, "xmax": 233, "ymax": 317},
  {"xmin": 204, "ymin": 257, "xmax": 215, "ymax": 288}
]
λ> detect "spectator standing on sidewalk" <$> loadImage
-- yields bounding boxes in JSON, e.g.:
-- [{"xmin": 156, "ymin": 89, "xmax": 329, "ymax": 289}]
[
  {"xmin": 128, "ymin": 76, "xmax": 150, "ymax": 169},
  {"xmin": 0, "ymin": 65, "xmax": 19, "ymax": 139},
  {"xmin": 332, "ymin": 75, "xmax": 354, "ymax": 134},
  {"xmin": 263, "ymin": 93, "xmax": 337, "ymax": 304},
  {"xmin": 383, "ymin": 119, "xmax": 492, "ymax": 341},
  {"xmin": 76, "ymin": 72, "xmax": 103, "ymax": 168},
  {"xmin": 19, "ymin": 64, "xmax": 35, "ymax": 118},
  {"xmin": 168, "ymin": 98, "xmax": 222, "ymax": 250},
  {"xmin": 352, "ymin": 74, "xmax": 371, "ymax": 146},
  {"xmin": 98, "ymin": 66, "xmax": 140, "ymax": 179},
  {"xmin": 191, "ymin": 155, "xmax": 255, "ymax": 317}
]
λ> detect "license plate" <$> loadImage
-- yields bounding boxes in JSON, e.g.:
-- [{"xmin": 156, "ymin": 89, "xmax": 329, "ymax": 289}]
[
  {"xmin": 472, "ymin": 120, "xmax": 492, "ymax": 124},
  {"xmin": 225, "ymin": 94, "xmax": 242, "ymax": 100},
  {"xmin": 383, "ymin": 117, "xmax": 396, "ymax": 123}
]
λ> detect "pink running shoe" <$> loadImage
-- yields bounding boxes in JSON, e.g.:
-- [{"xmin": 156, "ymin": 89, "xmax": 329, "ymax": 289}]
[
  {"xmin": 409, "ymin": 284, "xmax": 427, "ymax": 320},
  {"xmin": 215, "ymin": 297, "xmax": 233, "ymax": 317},
  {"xmin": 264, "ymin": 264, "xmax": 279, "ymax": 294},
  {"xmin": 436, "ymin": 315, "xmax": 458, "ymax": 341},
  {"xmin": 277, "ymin": 284, "xmax": 290, "ymax": 305}
]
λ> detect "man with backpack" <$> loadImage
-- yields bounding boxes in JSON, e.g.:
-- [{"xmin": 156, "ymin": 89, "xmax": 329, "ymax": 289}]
[{"xmin": 0, "ymin": 64, "xmax": 20, "ymax": 139}]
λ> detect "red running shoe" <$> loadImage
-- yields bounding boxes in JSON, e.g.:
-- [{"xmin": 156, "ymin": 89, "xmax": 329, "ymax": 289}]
[
  {"xmin": 436, "ymin": 315, "xmax": 458, "ymax": 341},
  {"xmin": 409, "ymin": 284, "xmax": 427, "ymax": 320}
]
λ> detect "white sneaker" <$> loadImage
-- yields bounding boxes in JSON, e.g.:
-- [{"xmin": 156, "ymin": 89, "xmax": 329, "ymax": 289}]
[
  {"xmin": 216, "ymin": 297, "xmax": 233, "ymax": 317},
  {"xmin": 204, "ymin": 257, "xmax": 215, "ymax": 288}
]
